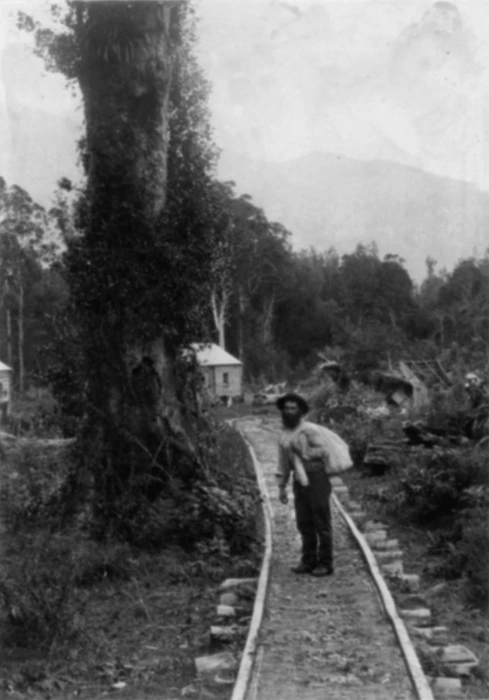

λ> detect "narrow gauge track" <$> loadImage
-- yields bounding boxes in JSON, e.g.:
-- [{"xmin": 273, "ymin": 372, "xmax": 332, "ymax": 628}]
[{"xmin": 232, "ymin": 415, "xmax": 433, "ymax": 700}]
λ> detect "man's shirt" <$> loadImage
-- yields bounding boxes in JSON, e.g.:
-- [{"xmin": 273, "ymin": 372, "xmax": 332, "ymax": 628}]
[{"xmin": 277, "ymin": 420, "xmax": 329, "ymax": 488}]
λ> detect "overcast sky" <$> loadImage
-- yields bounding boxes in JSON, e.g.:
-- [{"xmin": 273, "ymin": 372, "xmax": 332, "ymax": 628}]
[{"xmin": 1, "ymin": 1, "xmax": 489, "ymax": 237}]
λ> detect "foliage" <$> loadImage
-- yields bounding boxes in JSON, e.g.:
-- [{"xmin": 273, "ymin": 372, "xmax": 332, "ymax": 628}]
[
  {"xmin": 97, "ymin": 422, "xmax": 262, "ymax": 555},
  {"xmin": 0, "ymin": 177, "xmax": 66, "ymax": 388},
  {"xmin": 0, "ymin": 423, "xmax": 262, "ymax": 655},
  {"xmin": 18, "ymin": 2, "xmax": 232, "ymax": 525},
  {"xmin": 40, "ymin": 307, "xmax": 86, "ymax": 437},
  {"xmin": 455, "ymin": 503, "xmax": 489, "ymax": 605},
  {"xmin": 396, "ymin": 448, "xmax": 488, "ymax": 523},
  {"xmin": 0, "ymin": 533, "xmax": 82, "ymax": 648},
  {"xmin": 13, "ymin": 7, "xmax": 489, "ymax": 395},
  {"xmin": 0, "ymin": 437, "xmax": 73, "ymax": 531}
]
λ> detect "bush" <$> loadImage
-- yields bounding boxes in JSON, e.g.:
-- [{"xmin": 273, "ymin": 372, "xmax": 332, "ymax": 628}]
[
  {"xmin": 122, "ymin": 474, "xmax": 260, "ymax": 554},
  {"xmin": 95, "ymin": 423, "xmax": 262, "ymax": 556},
  {"xmin": 458, "ymin": 505, "xmax": 489, "ymax": 606},
  {"xmin": 74, "ymin": 541, "xmax": 134, "ymax": 586},
  {"xmin": 0, "ymin": 534, "xmax": 81, "ymax": 648},
  {"xmin": 0, "ymin": 439, "xmax": 72, "ymax": 531},
  {"xmin": 395, "ymin": 448, "xmax": 488, "ymax": 523}
]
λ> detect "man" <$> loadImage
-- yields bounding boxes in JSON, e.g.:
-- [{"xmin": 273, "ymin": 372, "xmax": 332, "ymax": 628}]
[{"xmin": 276, "ymin": 392, "xmax": 334, "ymax": 577}]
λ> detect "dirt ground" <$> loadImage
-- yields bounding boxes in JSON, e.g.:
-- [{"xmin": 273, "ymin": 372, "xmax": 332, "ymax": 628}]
[
  {"xmin": 239, "ymin": 415, "xmax": 416, "ymax": 700},
  {"xmin": 0, "ymin": 547, "xmax": 251, "ymax": 700}
]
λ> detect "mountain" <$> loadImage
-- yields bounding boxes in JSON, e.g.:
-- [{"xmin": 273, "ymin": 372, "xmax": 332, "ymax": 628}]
[{"xmin": 217, "ymin": 151, "xmax": 489, "ymax": 281}]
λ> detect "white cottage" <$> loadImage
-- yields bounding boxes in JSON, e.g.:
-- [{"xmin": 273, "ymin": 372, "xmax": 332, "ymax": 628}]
[
  {"xmin": 192, "ymin": 343, "xmax": 243, "ymax": 399},
  {"xmin": 0, "ymin": 361, "xmax": 12, "ymax": 421}
]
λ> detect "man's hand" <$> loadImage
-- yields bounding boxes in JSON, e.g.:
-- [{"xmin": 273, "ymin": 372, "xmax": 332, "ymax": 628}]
[{"xmin": 279, "ymin": 487, "xmax": 288, "ymax": 504}]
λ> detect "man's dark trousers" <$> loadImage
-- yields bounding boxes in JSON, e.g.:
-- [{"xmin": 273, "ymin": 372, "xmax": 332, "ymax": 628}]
[{"xmin": 293, "ymin": 469, "xmax": 333, "ymax": 569}]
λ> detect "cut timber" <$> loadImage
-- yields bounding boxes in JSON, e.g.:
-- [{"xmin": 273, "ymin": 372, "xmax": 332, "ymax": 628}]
[
  {"xmin": 401, "ymin": 608, "xmax": 432, "ymax": 625},
  {"xmin": 413, "ymin": 627, "xmax": 450, "ymax": 646},
  {"xmin": 400, "ymin": 574, "xmax": 420, "ymax": 593},
  {"xmin": 431, "ymin": 677, "xmax": 463, "ymax": 698},
  {"xmin": 219, "ymin": 578, "xmax": 258, "ymax": 591},
  {"xmin": 381, "ymin": 561, "xmax": 404, "ymax": 577},
  {"xmin": 210, "ymin": 626, "xmax": 243, "ymax": 643},
  {"xmin": 375, "ymin": 550, "xmax": 404, "ymax": 563},
  {"xmin": 220, "ymin": 592, "xmax": 239, "ymax": 606},
  {"xmin": 438, "ymin": 645, "xmax": 479, "ymax": 669},
  {"xmin": 217, "ymin": 605, "xmax": 236, "ymax": 618},
  {"xmin": 195, "ymin": 652, "xmax": 238, "ymax": 676},
  {"xmin": 403, "ymin": 594, "xmax": 429, "ymax": 608},
  {"xmin": 350, "ymin": 511, "xmax": 367, "ymax": 526},
  {"xmin": 365, "ymin": 520, "xmax": 389, "ymax": 532},
  {"xmin": 373, "ymin": 539, "xmax": 400, "ymax": 551},
  {"xmin": 365, "ymin": 531, "xmax": 388, "ymax": 546}
]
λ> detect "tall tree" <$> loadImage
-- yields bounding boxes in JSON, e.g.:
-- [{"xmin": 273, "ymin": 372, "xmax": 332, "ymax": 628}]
[
  {"xmin": 0, "ymin": 178, "xmax": 53, "ymax": 390},
  {"xmin": 22, "ymin": 1, "xmax": 219, "ymax": 524},
  {"xmin": 207, "ymin": 182, "xmax": 235, "ymax": 349}
]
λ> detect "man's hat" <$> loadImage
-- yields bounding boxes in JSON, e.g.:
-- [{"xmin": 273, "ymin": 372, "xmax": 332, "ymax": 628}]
[{"xmin": 276, "ymin": 392, "xmax": 309, "ymax": 414}]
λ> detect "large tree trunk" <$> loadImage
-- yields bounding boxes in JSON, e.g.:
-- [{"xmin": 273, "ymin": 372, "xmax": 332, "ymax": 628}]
[
  {"xmin": 211, "ymin": 289, "xmax": 228, "ymax": 349},
  {"xmin": 18, "ymin": 282, "xmax": 24, "ymax": 394},
  {"xmin": 6, "ymin": 307, "xmax": 12, "ymax": 369},
  {"xmin": 262, "ymin": 291, "xmax": 275, "ymax": 346},
  {"xmin": 74, "ymin": 2, "xmax": 198, "ymax": 517},
  {"xmin": 237, "ymin": 287, "xmax": 246, "ymax": 363}
]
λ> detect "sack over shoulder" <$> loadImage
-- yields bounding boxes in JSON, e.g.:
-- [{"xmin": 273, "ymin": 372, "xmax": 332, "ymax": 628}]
[{"xmin": 295, "ymin": 421, "xmax": 353, "ymax": 475}]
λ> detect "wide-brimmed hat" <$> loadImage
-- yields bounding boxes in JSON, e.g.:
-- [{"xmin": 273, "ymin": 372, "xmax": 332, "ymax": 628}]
[{"xmin": 276, "ymin": 392, "xmax": 309, "ymax": 414}]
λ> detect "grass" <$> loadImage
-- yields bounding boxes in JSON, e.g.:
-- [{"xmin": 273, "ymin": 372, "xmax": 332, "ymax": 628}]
[
  {"xmin": 2, "ymin": 547, "xmax": 245, "ymax": 699},
  {"xmin": 0, "ymin": 419, "xmax": 262, "ymax": 700},
  {"xmin": 342, "ymin": 454, "xmax": 489, "ymax": 699}
]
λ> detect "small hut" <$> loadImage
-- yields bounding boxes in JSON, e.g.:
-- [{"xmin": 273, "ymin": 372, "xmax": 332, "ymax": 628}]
[
  {"xmin": 0, "ymin": 361, "xmax": 12, "ymax": 422},
  {"xmin": 192, "ymin": 343, "xmax": 242, "ymax": 399}
]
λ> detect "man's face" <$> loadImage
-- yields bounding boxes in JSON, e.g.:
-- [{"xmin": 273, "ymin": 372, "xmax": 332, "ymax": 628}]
[{"xmin": 281, "ymin": 401, "xmax": 302, "ymax": 429}]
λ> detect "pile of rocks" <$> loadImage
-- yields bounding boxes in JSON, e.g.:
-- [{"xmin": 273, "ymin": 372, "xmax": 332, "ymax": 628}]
[{"xmin": 194, "ymin": 577, "xmax": 258, "ymax": 688}]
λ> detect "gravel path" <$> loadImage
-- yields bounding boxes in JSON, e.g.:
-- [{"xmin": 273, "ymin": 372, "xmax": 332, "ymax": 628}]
[{"xmin": 239, "ymin": 416, "xmax": 416, "ymax": 700}]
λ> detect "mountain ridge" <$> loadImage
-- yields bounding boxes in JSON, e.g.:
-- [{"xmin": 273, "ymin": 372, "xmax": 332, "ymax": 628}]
[{"xmin": 217, "ymin": 150, "xmax": 489, "ymax": 281}]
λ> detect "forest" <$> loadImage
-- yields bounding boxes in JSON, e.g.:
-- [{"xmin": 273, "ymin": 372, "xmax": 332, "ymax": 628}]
[{"xmin": 2, "ymin": 174, "xmax": 488, "ymax": 409}]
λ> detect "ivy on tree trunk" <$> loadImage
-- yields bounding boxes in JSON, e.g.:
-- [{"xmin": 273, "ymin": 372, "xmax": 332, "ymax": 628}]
[{"xmin": 68, "ymin": 1, "xmax": 202, "ymax": 522}]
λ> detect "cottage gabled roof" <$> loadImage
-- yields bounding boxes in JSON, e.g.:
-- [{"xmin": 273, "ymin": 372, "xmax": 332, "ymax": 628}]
[
  {"xmin": 191, "ymin": 343, "xmax": 242, "ymax": 367},
  {"xmin": 0, "ymin": 361, "xmax": 12, "ymax": 371}
]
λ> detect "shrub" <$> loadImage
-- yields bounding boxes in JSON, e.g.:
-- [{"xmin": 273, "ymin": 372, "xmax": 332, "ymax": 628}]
[
  {"xmin": 395, "ymin": 448, "xmax": 488, "ymax": 523},
  {"xmin": 0, "ymin": 440, "xmax": 72, "ymax": 531},
  {"xmin": 458, "ymin": 505, "xmax": 489, "ymax": 606},
  {"xmin": 119, "ymin": 474, "xmax": 260, "ymax": 554},
  {"xmin": 74, "ymin": 541, "xmax": 134, "ymax": 586},
  {"xmin": 0, "ymin": 533, "xmax": 81, "ymax": 648},
  {"xmin": 96, "ymin": 423, "xmax": 262, "ymax": 556}
]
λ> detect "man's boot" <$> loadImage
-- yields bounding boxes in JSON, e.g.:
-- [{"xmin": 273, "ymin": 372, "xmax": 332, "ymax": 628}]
[
  {"xmin": 310, "ymin": 564, "xmax": 333, "ymax": 577},
  {"xmin": 291, "ymin": 562, "xmax": 316, "ymax": 574}
]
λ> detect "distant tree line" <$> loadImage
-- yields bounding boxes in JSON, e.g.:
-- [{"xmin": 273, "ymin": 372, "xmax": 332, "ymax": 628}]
[
  {"xmin": 204, "ymin": 197, "xmax": 489, "ymax": 382},
  {"xmin": 2, "ymin": 169, "xmax": 487, "ymax": 394}
]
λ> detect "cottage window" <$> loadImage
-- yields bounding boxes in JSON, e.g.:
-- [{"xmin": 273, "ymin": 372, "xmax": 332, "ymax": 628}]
[{"xmin": 223, "ymin": 372, "xmax": 229, "ymax": 387}]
